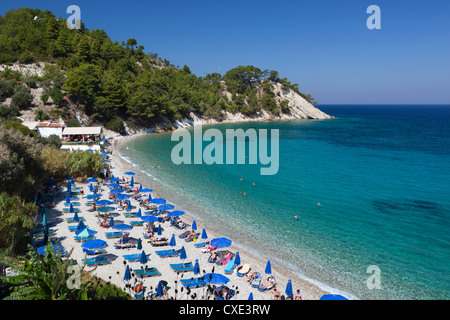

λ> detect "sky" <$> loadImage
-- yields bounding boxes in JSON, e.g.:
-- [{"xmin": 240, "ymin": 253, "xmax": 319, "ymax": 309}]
[{"xmin": 1, "ymin": 0, "xmax": 449, "ymax": 104}]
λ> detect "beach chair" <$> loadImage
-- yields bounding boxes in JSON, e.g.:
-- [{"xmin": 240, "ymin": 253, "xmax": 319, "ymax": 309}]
[
  {"xmin": 193, "ymin": 241, "xmax": 208, "ymax": 248},
  {"xmin": 236, "ymin": 264, "xmax": 251, "ymax": 277},
  {"xmin": 216, "ymin": 252, "xmax": 233, "ymax": 265},
  {"xmin": 105, "ymin": 231, "xmax": 123, "ymax": 238},
  {"xmin": 74, "ymin": 235, "xmax": 95, "ymax": 242},
  {"xmin": 224, "ymin": 259, "xmax": 235, "ymax": 274},
  {"xmin": 258, "ymin": 276, "xmax": 276, "ymax": 292},
  {"xmin": 134, "ymin": 267, "xmax": 161, "ymax": 278},
  {"xmin": 63, "ymin": 207, "xmax": 81, "ymax": 213},
  {"xmin": 82, "ymin": 256, "xmax": 109, "ymax": 266},
  {"xmin": 214, "ymin": 285, "xmax": 236, "ymax": 300},
  {"xmin": 184, "ymin": 233, "xmax": 200, "ymax": 242},
  {"xmin": 170, "ymin": 262, "xmax": 194, "ymax": 272},
  {"xmin": 64, "ymin": 202, "xmax": 81, "ymax": 206},
  {"xmin": 83, "ymin": 248, "xmax": 106, "ymax": 256},
  {"xmin": 157, "ymin": 249, "xmax": 181, "ymax": 257},
  {"xmin": 180, "ymin": 277, "xmax": 207, "ymax": 288},
  {"xmin": 250, "ymin": 272, "xmax": 261, "ymax": 288},
  {"xmin": 130, "ymin": 220, "xmax": 144, "ymax": 226},
  {"xmin": 123, "ymin": 253, "xmax": 150, "ymax": 262},
  {"xmin": 150, "ymin": 239, "xmax": 169, "ymax": 247},
  {"xmin": 113, "ymin": 242, "xmax": 135, "ymax": 249},
  {"xmin": 123, "ymin": 212, "xmax": 137, "ymax": 218},
  {"xmin": 66, "ymin": 217, "xmax": 85, "ymax": 223},
  {"xmin": 178, "ymin": 231, "xmax": 191, "ymax": 239}
]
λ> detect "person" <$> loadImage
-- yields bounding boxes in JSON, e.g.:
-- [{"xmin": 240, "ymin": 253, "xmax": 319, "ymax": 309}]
[
  {"xmin": 294, "ymin": 289, "xmax": 303, "ymax": 300},
  {"xmin": 272, "ymin": 289, "xmax": 281, "ymax": 300},
  {"xmin": 80, "ymin": 187, "xmax": 84, "ymax": 197},
  {"xmin": 89, "ymin": 203, "xmax": 96, "ymax": 212},
  {"xmin": 246, "ymin": 272, "xmax": 257, "ymax": 283},
  {"xmin": 134, "ymin": 281, "xmax": 143, "ymax": 295},
  {"xmin": 317, "ymin": 202, "xmax": 321, "ymax": 206}
]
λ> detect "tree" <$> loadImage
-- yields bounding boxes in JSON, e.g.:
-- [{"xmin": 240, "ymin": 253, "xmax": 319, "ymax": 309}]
[
  {"xmin": 49, "ymin": 88, "xmax": 64, "ymax": 106},
  {"xmin": 10, "ymin": 85, "xmax": 33, "ymax": 110},
  {"xmin": 62, "ymin": 63, "xmax": 102, "ymax": 108}
]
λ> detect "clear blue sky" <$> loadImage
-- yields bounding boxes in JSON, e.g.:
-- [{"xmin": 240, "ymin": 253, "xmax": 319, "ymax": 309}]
[{"xmin": 2, "ymin": 0, "xmax": 450, "ymax": 104}]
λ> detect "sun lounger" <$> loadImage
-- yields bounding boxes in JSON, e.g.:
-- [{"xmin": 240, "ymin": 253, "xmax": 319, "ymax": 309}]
[
  {"xmin": 216, "ymin": 252, "xmax": 233, "ymax": 265},
  {"xmin": 180, "ymin": 277, "xmax": 208, "ymax": 288},
  {"xmin": 113, "ymin": 242, "xmax": 135, "ymax": 249},
  {"xmin": 250, "ymin": 272, "xmax": 261, "ymax": 288},
  {"xmin": 123, "ymin": 212, "xmax": 137, "ymax": 218},
  {"xmin": 184, "ymin": 233, "xmax": 200, "ymax": 242},
  {"xmin": 130, "ymin": 220, "xmax": 144, "ymax": 226},
  {"xmin": 74, "ymin": 235, "xmax": 95, "ymax": 242},
  {"xmin": 150, "ymin": 240, "xmax": 169, "ymax": 247},
  {"xmin": 258, "ymin": 276, "xmax": 276, "ymax": 291},
  {"xmin": 224, "ymin": 259, "xmax": 235, "ymax": 274},
  {"xmin": 66, "ymin": 217, "xmax": 85, "ymax": 223},
  {"xmin": 105, "ymin": 231, "xmax": 123, "ymax": 238},
  {"xmin": 123, "ymin": 253, "xmax": 150, "ymax": 262},
  {"xmin": 214, "ymin": 285, "xmax": 236, "ymax": 300},
  {"xmin": 83, "ymin": 248, "xmax": 106, "ymax": 255},
  {"xmin": 194, "ymin": 242, "xmax": 208, "ymax": 248},
  {"xmin": 64, "ymin": 202, "xmax": 81, "ymax": 206},
  {"xmin": 133, "ymin": 267, "xmax": 161, "ymax": 277},
  {"xmin": 155, "ymin": 249, "xmax": 181, "ymax": 257},
  {"xmin": 208, "ymin": 252, "xmax": 217, "ymax": 263},
  {"xmin": 63, "ymin": 207, "xmax": 81, "ymax": 213},
  {"xmin": 82, "ymin": 256, "xmax": 109, "ymax": 266},
  {"xmin": 236, "ymin": 264, "xmax": 251, "ymax": 277},
  {"xmin": 170, "ymin": 262, "xmax": 194, "ymax": 272},
  {"xmin": 178, "ymin": 231, "xmax": 191, "ymax": 239}
]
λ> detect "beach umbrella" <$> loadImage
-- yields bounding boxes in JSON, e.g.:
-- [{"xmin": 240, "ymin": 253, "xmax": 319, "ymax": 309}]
[
  {"xmin": 157, "ymin": 224, "xmax": 162, "ymax": 236},
  {"xmin": 192, "ymin": 220, "xmax": 197, "ymax": 231},
  {"xmin": 136, "ymin": 208, "xmax": 142, "ymax": 217},
  {"xmin": 115, "ymin": 194, "xmax": 130, "ymax": 200},
  {"xmin": 140, "ymin": 215, "xmax": 158, "ymax": 223},
  {"xmin": 210, "ymin": 237, "xmax": 232, "ymax": 249},
  {"xmin": 123, "ymin": 265, "xmax": 131, "ymax": 282},
  {"xmin": 140, "ymin": 250, "xmax": 148, "ymax": 265},
  {"xmin": 179, "ymin": 246, "xmax": 187, "ymax": 260},
  {"xmin": 234, "ymin": 252, "xmax": 240, "ymax": 266},
  {"xmin": 71, "ymin": 176, "xmax": 74, "ymax": 184},
  {"xmin": 37, "ymin": 244, "xmax": 66, "ymax": 256},
  {"xmin": 129, "ymin": 176, "xmax": 134, "ymax": 188},
  {"xmin": 67, "ymin": 188, "xmax": 72, "ymax": 198},
  {"xmin": 81, "ymin": 239, "xmax": 106, "ymax": 250},
  {"xmin": 107, "ymin": 183, "xmax": 120, "ymax": 189},
  {"xmin": 159, "ymin": 204, "xmax": 174, "ymax": 211},
  {"xmin": 147, "ymin": 194, "xmax": 152, "ymax": 202},
  {"xmin": 75, "ymin": 227, "xmax": 97, "ymax": 237},
  {"xmin": 69, "ymin": 203, "xmax": 75, "ymax": 213},
  {"xmin": 110, "ymin": 177, "xmax": 121, "ymax": 182},
  {"xmin": 50, "ymin": 177, "xmax": 55, "ymax": 185},
  {"xmin": 72, "ymin": 211, "xmax": 80, "ymax": 222},
  {"xmin": 124, "ymin": 172, "xmax": 135, "ymax": 176},
  {"xmin": 96, "ymin": 200, "xmax": 113, "ymax": 206},
  {"xmin": 285, "ymin": 279, "xmax": 293, "ymax": 298},
  {"xmin": 113, "ymin": 224, "xmax": 133, "ymax": 231},
  {"xmin": 126, "ymin": 201, "xmax": 132, "ymax": 211},
  {"xmin": 248, "ymin": 292, "xmax": 253, "ymax": 300},
  {"xmin": 109, "ymin": 216, "xmax": 115, "ymax": 228},
  {"xmin": 201, "ymin": 228, "xmax": 208, "ymax": 239},
  {"xmin": 65, "ymin": 173, "xmax": 69, "ymax": 180},
  {"xmin": 65, "ymin": 195, "xmax": 71, "ymax": 204},
  {"xmin": 169, "ymin": 234, "xmax": 176, "ymax": 247},
  {"xmin": 193, "ymin": 259, "xmax": 200, "ymax": 275},
  {"xmin": 137, "ymin": 238, "xmax": 142, "ymax": 250},
  {"xmin": 89, "ymin": 183, "xmax": 93, "ymax": 192},
  {"xmin": 85, "ymin": 177, "xmax": 97, "ymax": 183},
  {"xmin": 156, "ymin": 281, "xmax": 164, "ymax": 297},
  {"xmin": 110, "ymin": 188, "xmax": 124, "ymax": 194},
  {"xmin": 140, "ymin": 188, "xmax": 152, "ymax": 193},
  {"xmin": 75, "ymin": 220, "xmax": 86, "ymax": 232},
  {"xmin": 86, "ymin": 193, "xmax": 101, "ymax": 200},
  {"xmin": 264, "ymin": 260, "xmax": 272, "ymax": 275},
  {"xmin": 151, "ymin": 198, "xmax": 166, "ymax": 205},
  {"xmin": 167, "ymin": 210, "xmax": 185, "ymax": 217},
  {"xmin": 320, "ymin": 294, "xmax": 348, "ymax": 300},
  {"xmin": 203, "ymin": 273, "xmax": 230, "ymax": 286}
]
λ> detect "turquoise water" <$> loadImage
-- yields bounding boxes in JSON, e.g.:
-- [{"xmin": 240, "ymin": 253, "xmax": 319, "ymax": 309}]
[{"xmin": 118, "ymin": 105, "xmax": 450, "ymax": 299}]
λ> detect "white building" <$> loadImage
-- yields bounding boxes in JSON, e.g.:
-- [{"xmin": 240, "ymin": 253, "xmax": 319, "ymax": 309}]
[
  {"xmin": 60, "ymin": 127, "xmax": 104, "ymax": 152},
  {"xmin": 36, "ymin": 121, "xmax": 66, "ymax": 138}
]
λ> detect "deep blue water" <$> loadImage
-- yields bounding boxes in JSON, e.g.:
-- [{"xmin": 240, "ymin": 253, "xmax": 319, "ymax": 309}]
[{"xmin": 118, "ymin": 105, "xmax": 450, "ymax": 299}]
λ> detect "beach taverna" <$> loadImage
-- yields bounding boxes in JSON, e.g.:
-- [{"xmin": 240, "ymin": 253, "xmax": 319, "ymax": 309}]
[{"xmin": 60, "ymin": 126, "xmax": 104, "ymax": 151}]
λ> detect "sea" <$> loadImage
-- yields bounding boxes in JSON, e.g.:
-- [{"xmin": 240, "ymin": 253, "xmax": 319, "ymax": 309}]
[{"xmin": 117, "ymin": 105, "xmax": 450, "ymax": 300}]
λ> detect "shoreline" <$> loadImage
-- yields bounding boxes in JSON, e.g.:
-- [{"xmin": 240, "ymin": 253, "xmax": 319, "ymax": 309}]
[{"xmin": 108, "ymin": 132, "xmax": 352, "ymax": 300}]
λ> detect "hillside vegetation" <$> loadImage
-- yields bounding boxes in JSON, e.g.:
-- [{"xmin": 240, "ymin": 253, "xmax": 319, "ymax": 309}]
[{"xmin": 0, "ymin": 8, "xmax": 320, "ymax": 133}]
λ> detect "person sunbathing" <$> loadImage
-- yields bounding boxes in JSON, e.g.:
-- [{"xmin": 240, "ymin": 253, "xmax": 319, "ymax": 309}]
[
  {"xmin": 246, "ymin": 272, "xmax": 258, "ymax": 283},
  {"xmin": 272, "ymin": 289, "xmax": 281, "ymax": 300},
  {"xmin": 294, "ymin": 290, "xmax": 303, "ymax": 300},
  {"xmin": 134, "ymin": 281, "xmax": 144, "ymax": 294},
  {"xmin": 259, "ymin": 276, "xmax": 276, "ymax": 290}
]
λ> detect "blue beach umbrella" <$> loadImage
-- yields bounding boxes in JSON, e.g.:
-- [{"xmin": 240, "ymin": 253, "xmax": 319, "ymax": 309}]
[
  {"xmin": 123, "ymin": 265, "xmax": 131, "ymax": 282},
  {"xmin": 191, "ymin": 220, "xmax": 197, "ymax": 231},
  {"xmin": 129, "ymin": 176, "xmax": 134, "ymax": 188},
  {"xmin": 136, "ymin": 208, "xmax": 142, "ymax": 217},
  {"xmin": 147, "ymin": 194, "xmax": 152, "ymax": 202},
  {"xmin": 113, "ymin": 224, "xmax": 133, "ymax": 231},
  {"xmin": 157, "ymin": 224, "xmax": 162, "ymax": 235},
  {"xmin": 210, "ymin": 237, "xmax": 232, "ymax": 249},
  {"xmin": 167, "ymin": 210, "xmax": 185, "ymax": 217},
  {"xmin": 156, "ymin": 281, "xmax": 164, "ymax": 297},
  {"xmin": 151, "ymin": 198, "xmax": 166, "ymax": 205},
  {"xmin": 72, "ymin": 211, "xmax": 80, "ymax": 222},
  {"xmin": 201, "ymin": 228, "xmax": 208, "ymax": 239},
  {"xmin": 137, "ymin": 238, "xmax": 142, "ymax": 250},
  {"xmin": 109, "ymin": 216, "xmax": 115, "ymax": 228},
  {"xmin": 67, "ymin": 188, "xmax": 72, "ymax": 198},
  {"xmin": 248, "ymin": 292, "xmax": 253, "ymax": 300},
  {"xmin": 169, "ymin": 234, "xmax": 176, "ymax": 247},
  {"xmin": 75, "ymin": 228, "xmax": 97, "ymax": 237},
  {"xmin": 126, "ymin": 201, "xmax": 132, "ymax": 211},
  {"xmin": 179, "ymin": 246, "xmax": 187, "ymax": 260},
  {"xmin": 86, "ymin": 193, "xmax": 101, "ymax": 200},
  {"xmin": 81, "ymin": 239, "xmax": 106, "ymax": 250},
  {"xmin": 203, "ymin": 273, "xmax": 230, "ymax": 286},
  {"xmin": 37, "ymin": 244, "xmax": 66, "ymax": 256},
  {"xmin": 96, "ymin": 199, "xmax": 113, "ymax": 206},
  {"xmin": 89, "ymin": 183, "xmax": 93, "ymax": 192},
  {"xmin": 140, "ymin": 250, "xmax": 148, "ymax": 265},
  {"xmin": 285, "ymin": 279, "xmax": 293, "ymax": 298},
  {"xmin": 124, "ymin": 171, "xmax": 135, "ymax": 176},
  {"xmin": 65, "ymin": 173, "xmax": 69, "ymax": 180},
  {"xmin": 140, "ymin": 188, "xmax": 152, "ymax": 193},
  {"xmin": 159, "ymin": 204, "xmax": 174, "ymax": 211},
  {"xmin": 70, "ymin": 176, "xmax": 74, "ymax": 184},
  {"xmin": 65, "ymin": 195, "xmax": 71, "ymax": 204},
  {"xmin": 85, "ymin": 177, "xmax": 97, "ymax": 183},
  {"xmin": 115, "ymin": 193, "xmax": 130, "ymax": 200},
  {"xmin": 140, "ymin": 215, "xmax": 158, "ymax": 222},
  {"xmin": 264, "ymin": 260, "xmax": 272, "ymax": 275},
  {"xmin": 75, "ymin": 220, "xmax": 86, "ymax": 231},
  {"xmin": 193, "ymin": 259, "xmax": 200, "ymax": 275},
  {"xmin": 110, "ymin": 188, "xmax": 124, "ymax": 194},
  {"xmin": 107, "ymin": 183, "xmax": 120, "ymax": 189},
  {"xmin": 69, "ymin": 203, "xmax": 75, "ymax": 213},
  {"xmin": 234, "ymin": 252, "xmax": 240, "ymax": 266},
  {"xmin": 97, "ymin": 206, "xmax": 115, "ymax": 213},
  {"xmin": 110, "ymin": 177, "xmax": 121, "ymax": 182}
]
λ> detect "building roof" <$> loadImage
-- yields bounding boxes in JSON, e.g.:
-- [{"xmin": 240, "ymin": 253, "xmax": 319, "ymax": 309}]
[
  {"xmin": 37, "ymin": 122, "xmax": 65, "ymax": 128},
  {"xmin": 21, "ymin": 121, "xmax": 40, "ymax": 130},
  {"xmin": 62, "ymin": 127, "xmax": 103, "ymax": 135}
]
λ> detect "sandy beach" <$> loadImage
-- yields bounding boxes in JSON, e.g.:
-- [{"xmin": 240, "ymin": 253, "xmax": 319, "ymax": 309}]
[{"xmin": 42, "ymin": 132, "xmax": 330, "ymax": 300}]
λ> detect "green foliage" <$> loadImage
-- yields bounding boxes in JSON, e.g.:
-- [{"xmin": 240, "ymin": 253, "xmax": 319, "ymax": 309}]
[
  {"xmin": 0, "ymin": 105, "xmax": 20, "ymax": 119},
  {"xmin": 34, "ymin": 109, "xmax": 50, "ymax": 121},
  {"xmin": 1, "ymin": 67, "xmax": 23, "ymax": 81},
  {"xmin": 0, "ymin": 193, "xmax": 37, "ymax": 254},
  {"xmin": 49, "ymin": 87, "xmax": 64, "ymax": 106},
  {"xmin": 10, "ymin": 85, "xmax": 33, "ymax": 110},
  {"xmin": 0, "ymin": 80, "xmax": 15, "ymax": 100},
  {"xmin": 40, "ymin": 93, "xmax": 49, "ymax": 104}
]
